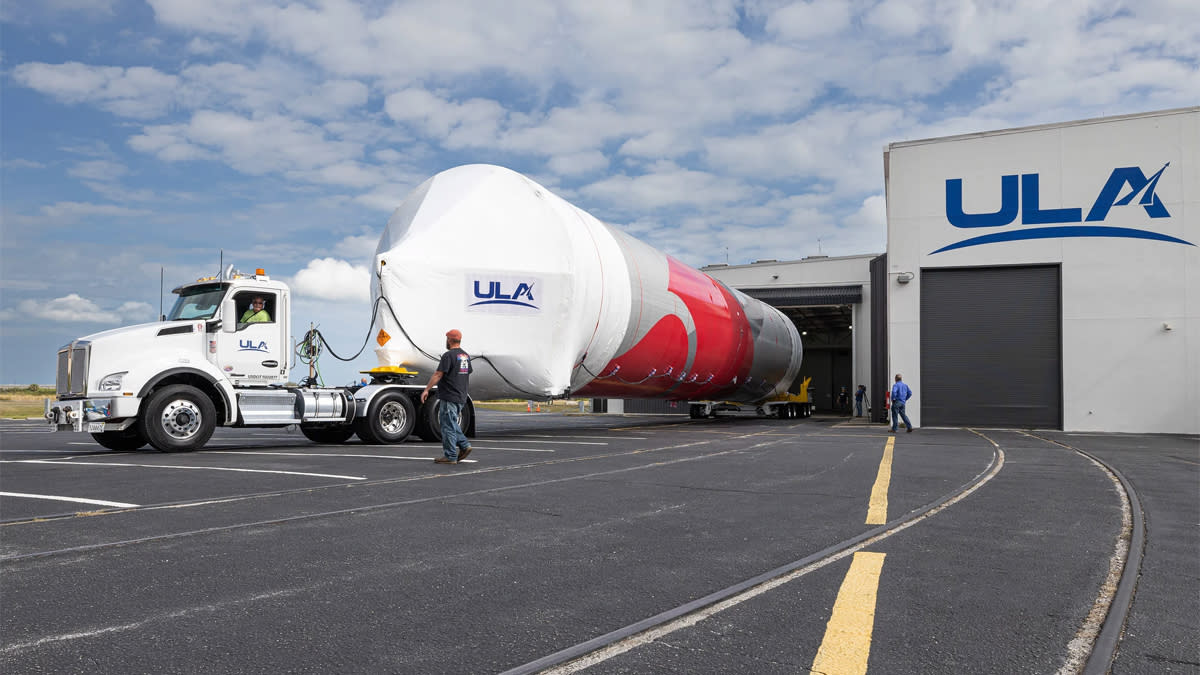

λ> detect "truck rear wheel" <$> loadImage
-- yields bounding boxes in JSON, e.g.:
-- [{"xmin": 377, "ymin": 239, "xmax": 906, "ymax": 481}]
[
  {"xmin": 355, "ymin": 391, "xmax": 416, "ymax": 444},
  {"xmin": 141, "ymin": 384, "xmax": 216, "ymax": 452},
  {"xmin": 91, "ymin": 426, "xmax": 146, "ymax": 451},
  {"xmin": 416, "ymin": 398, "xmax": 473, "ymax": 443},
  {"xmin": 300, "ymin": 424, "xmax": 355, "ymax": 445}
]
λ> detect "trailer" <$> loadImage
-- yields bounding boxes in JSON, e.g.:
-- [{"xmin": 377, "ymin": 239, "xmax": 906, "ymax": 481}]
[{"xmin": 687, "ymin": 377, "xmax": 813, "ymax": 419}]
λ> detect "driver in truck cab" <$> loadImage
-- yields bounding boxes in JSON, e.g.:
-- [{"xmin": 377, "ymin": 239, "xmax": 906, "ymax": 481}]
[{"xmin": 240, "ymin": 296, "xmax": 271, "ymax": 323}]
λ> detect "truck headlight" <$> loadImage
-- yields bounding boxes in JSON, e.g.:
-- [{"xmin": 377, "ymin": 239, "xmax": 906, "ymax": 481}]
[{"xmin": 98, "ymin": 371, "xmax": 128, "ymax": 392}]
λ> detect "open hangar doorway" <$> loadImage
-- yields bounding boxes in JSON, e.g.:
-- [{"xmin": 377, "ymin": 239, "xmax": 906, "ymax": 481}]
[
  {"xmin": 778, "ymin": 305, "xmax": 853, "ymax": 412},
  {"xmin": 741, "ymin": 286, "xmax": 862, "ymax": 415}
]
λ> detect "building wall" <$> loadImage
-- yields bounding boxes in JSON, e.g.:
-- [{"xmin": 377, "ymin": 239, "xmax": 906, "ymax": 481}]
[{"xmin": 885, "ymin": 107, "xmax": 1199, "ymax": 434}]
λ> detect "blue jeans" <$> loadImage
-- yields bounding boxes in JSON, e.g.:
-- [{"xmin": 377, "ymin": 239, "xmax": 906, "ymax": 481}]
[
  {"xmin": 855, "ymin": 399, "xmax": 863, "ymax": 416},
  {"xmin": 439, "ymin": 400, "xmax": 470, "ymax": 460},
  {"xmin": 891, "ymin": 401, "xmax": 912, "ymax": 431}
]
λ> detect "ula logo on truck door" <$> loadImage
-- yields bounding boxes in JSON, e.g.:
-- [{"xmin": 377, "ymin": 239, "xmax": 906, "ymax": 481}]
[
  {"xmin": 935, "ymin": 163, "xmax": 1194, "ymax": 253},
  {"xmin": 238, "ymin": 339, "xmax": 269, "ymax": 352}
]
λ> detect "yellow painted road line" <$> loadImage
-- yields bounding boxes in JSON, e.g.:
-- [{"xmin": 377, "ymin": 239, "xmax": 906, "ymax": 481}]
[
  {"xmin": 811, "ymin": 551, "xmax": 887, "ymax": 675},
  {"xmin": 865, "ymin": 437, "xmax": 894, "ymax": 525}
]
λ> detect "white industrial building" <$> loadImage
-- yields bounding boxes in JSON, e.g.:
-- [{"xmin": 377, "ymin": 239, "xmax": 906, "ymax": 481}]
[{"xmin": 693, "ymin": 107, "xmax": 1198, "ymax": 435}]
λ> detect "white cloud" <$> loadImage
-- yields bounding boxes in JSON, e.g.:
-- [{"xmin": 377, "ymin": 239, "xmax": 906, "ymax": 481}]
[
  {"xmin": 290, "ymin": 258, "xmax": 370, "ymax": 302},
  {"xmin": 579, "ymin": 162, "xmax": 762, "ymax": 213},
  {"xmin": 146, "ymin": 0, "xmax": 255, "ymax": 41},
  {"xmin": 289, "ymin": 161, "xmax": 383, "ymax": 189},
  {"xmin": 353, "ymin": 184, "xmax": 415, "ymax": 213},
  {"xmin": 185, "ymin": 37, "xmax": 222, "ymax": 55},
  {"xmin": 116, "ymin": 301, "xmax": 156, "ymax": 322},
  {"xmin": 0, "ymin": 293, "xmax": 126, "ymax": 323},
  {"xmin": 68, "ymin": 160, "xmax": 127, "ymax": 182},
  {"xmin": 4, "ymin": 159, "xmax": 46, "ymax": 169},
  {"xmin": 383, "ymin": 88, "xmax": 506, "ymax": 144},
  {"xmin": 547, "ymin": 150, "xmax": 609, "ymax": 176},
  {"xmin": 864, "ymin": 0, "xmax": 923, "ymax": 38},
  {"xmin": 38, "ymin": 201, "xmax": 152, "ymax": 223},
  {"xmin": 12, "ymin": 62, "xmax": 178, "ymax": 118},
  {"xmin": 767, "ymin": 0, "xmax": 853, "ymax": 41},
  {"xmin": 130, "ymin": 111, "xmax": 363, "ymax": 177},
  {"xmin": 332, "ymin": 233, "xmax": 380, "ymax": 262}
]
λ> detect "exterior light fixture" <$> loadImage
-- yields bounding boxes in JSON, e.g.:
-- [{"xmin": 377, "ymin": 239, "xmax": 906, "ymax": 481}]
[{"xmin": 896, "ymin": 272, "xmax": 914, "ymax": 284}]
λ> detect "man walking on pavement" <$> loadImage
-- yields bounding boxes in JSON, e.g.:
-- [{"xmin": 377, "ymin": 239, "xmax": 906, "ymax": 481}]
[
  {"xmin": 421, "ymin": 329, "xmax": 473, "ymax": 464},
  {"xmin": 890, "ymin": 373, "xmax": 913, "ymax": 433}
]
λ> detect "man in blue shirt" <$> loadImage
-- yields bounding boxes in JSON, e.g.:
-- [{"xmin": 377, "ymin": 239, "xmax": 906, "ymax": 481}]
[{"xmin": 890, "ymin": 373, "xmax": 913, "ymax": 433}]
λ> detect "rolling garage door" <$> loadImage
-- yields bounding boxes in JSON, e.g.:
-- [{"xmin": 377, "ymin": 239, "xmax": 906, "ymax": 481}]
[{"xmin": 920, "ymin": 265, "xmax": 1061, "ymax": 428}]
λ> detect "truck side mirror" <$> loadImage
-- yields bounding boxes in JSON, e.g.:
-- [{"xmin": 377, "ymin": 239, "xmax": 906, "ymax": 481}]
[{"xmin": 222, "ymin": 297, "xmax": 237, "ymax": 333}]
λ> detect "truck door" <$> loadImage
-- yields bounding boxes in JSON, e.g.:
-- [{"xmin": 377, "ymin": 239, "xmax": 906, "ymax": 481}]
[{"xmin": 213, "ymin": 291, "xmax": 286, "ymax": 385}]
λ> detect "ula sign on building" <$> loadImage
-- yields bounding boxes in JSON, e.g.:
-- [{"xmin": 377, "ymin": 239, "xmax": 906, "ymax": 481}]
[{"xmin": 934, "ymin": 162, "xmax": 1193, "ymax": 253}]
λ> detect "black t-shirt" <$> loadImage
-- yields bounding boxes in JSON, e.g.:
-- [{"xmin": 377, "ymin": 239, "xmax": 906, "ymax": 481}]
[{"xmin": 435, "ymin": 348, "xmax": 472, "ymax": 403}]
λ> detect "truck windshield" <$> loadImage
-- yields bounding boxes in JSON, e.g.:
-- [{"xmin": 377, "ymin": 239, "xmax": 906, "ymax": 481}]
[{"xmin": 167, "ymin": 283, "xmax": 227, "ymax": 320}]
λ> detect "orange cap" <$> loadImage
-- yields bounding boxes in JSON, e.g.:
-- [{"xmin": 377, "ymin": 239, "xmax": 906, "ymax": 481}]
[{"xmin": 445, "ymin": 329, "xmax": 462, "ymax": 341}]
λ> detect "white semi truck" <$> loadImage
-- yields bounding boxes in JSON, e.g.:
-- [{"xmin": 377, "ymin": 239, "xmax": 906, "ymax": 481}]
[{"xmin": 45, "ymin": 266, "xmax": 474, "ymax": 452}]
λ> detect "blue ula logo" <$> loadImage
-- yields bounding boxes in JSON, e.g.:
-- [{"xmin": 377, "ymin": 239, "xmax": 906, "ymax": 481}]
[
  {"xmin": 935, "ymin": 163, "xmax": 1192, "ymax": 254},
  {"xmin": 470, "ymin": 280, "xmax": 538, "ymax": 309}
]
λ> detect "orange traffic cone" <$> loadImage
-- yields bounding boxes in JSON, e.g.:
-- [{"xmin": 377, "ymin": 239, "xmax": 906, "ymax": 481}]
[{"xmin": 536, "ymin": 403, "xmax": 542, "ymax": 412}]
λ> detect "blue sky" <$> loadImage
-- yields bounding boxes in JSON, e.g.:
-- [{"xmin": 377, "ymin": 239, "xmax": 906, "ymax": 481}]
[{"xmin": 2, "ymin": 0, "xmax": 1197, "ymax": 387}]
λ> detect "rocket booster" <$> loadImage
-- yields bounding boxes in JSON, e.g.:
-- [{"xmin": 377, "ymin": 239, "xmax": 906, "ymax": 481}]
[{"xmin": 371, "ymin": 164, "xmax": 802, "ymax": 402}]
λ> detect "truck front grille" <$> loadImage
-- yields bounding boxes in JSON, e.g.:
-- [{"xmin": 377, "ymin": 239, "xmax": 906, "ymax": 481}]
[{"xmin": 56, "ymin": 343, "xmax": 89, "ymax": 397}]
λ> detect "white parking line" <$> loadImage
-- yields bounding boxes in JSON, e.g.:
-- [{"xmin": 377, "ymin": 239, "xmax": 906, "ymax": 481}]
[
  {"xmin": 505, "ymin": 434, "xmax": 645, "ymax": 440},
  {"xmin": 2, "ymin": 460, "xmax": 365, "ymax": 481},
  {"xmin": 480, "ymin": 439, "xmax": 606, "ymax": 445},
  {"xmin": 207, "ymin": 451, "xmax": 482, "ymax": 461},
  {"xmin": 0, "ymin": 491, "xmax": 140, "ymax": 508}
]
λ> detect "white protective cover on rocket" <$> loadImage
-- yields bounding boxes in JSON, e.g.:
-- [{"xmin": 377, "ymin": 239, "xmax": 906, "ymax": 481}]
[{"xmin": 371, "ymin": 164, "xmax": 803, "ymax": 403}]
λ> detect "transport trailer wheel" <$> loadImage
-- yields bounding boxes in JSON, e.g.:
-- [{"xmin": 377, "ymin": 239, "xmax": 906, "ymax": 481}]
[
  {"xmin": 356, "ymin": 391, "xmax": 417, "ymax": 444},
  {"xmin": 141, "ymin": 384, "xmax": 216, "ymax": 452},
  {"xmin": 415, "ymin": 398, "xmax": 473, "ymax": 443},
  {"xmin": 300, "ymin": 424, "xmax": 355, "ymax": 445},
  {"xmin": 91, "ymin": 425, "xmax": 146, "ymax": 451}
]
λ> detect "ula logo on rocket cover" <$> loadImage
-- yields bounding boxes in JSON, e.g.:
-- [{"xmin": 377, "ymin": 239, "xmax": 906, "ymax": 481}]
[
  {"xmin": 466, "ymin": 275, "xmax": 540, "ymax": 312},
  {"xmin": 934, "ymin": 163, "xmax": 1194, "ymax": 254}
]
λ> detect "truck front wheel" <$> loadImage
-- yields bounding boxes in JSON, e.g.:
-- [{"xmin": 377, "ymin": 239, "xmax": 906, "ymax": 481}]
[
  {"xmin": 355, "ymin": 391, "xmax": 416, "ymax": 444},
  {"xmin": 91, "ymin": 425, "xmax": 146, "ymax": 451},
  {"xmin": 141, "ymin": 384, "xmax": 217, "ymax": 452}
]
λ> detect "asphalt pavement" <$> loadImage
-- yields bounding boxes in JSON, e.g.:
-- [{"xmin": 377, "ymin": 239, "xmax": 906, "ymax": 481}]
[{"xmin": 0, "ymin": 412, "xmax": 1195, "ymax": 674}]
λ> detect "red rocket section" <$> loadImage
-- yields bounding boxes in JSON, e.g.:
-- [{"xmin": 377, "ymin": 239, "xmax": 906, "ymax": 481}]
[{"xmin": 576, "ymin": 257, "xmax": 754, "ymax": 400}]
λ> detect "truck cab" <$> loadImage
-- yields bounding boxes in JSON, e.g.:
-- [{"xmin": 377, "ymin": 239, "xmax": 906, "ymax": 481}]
[
  {"xmin": 173, "ymin": 274, "xmax": 290, "ymax": 386},
  {"xmin": 46, "ymin": 268, "xmax": 300, "ymax": 451}
]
